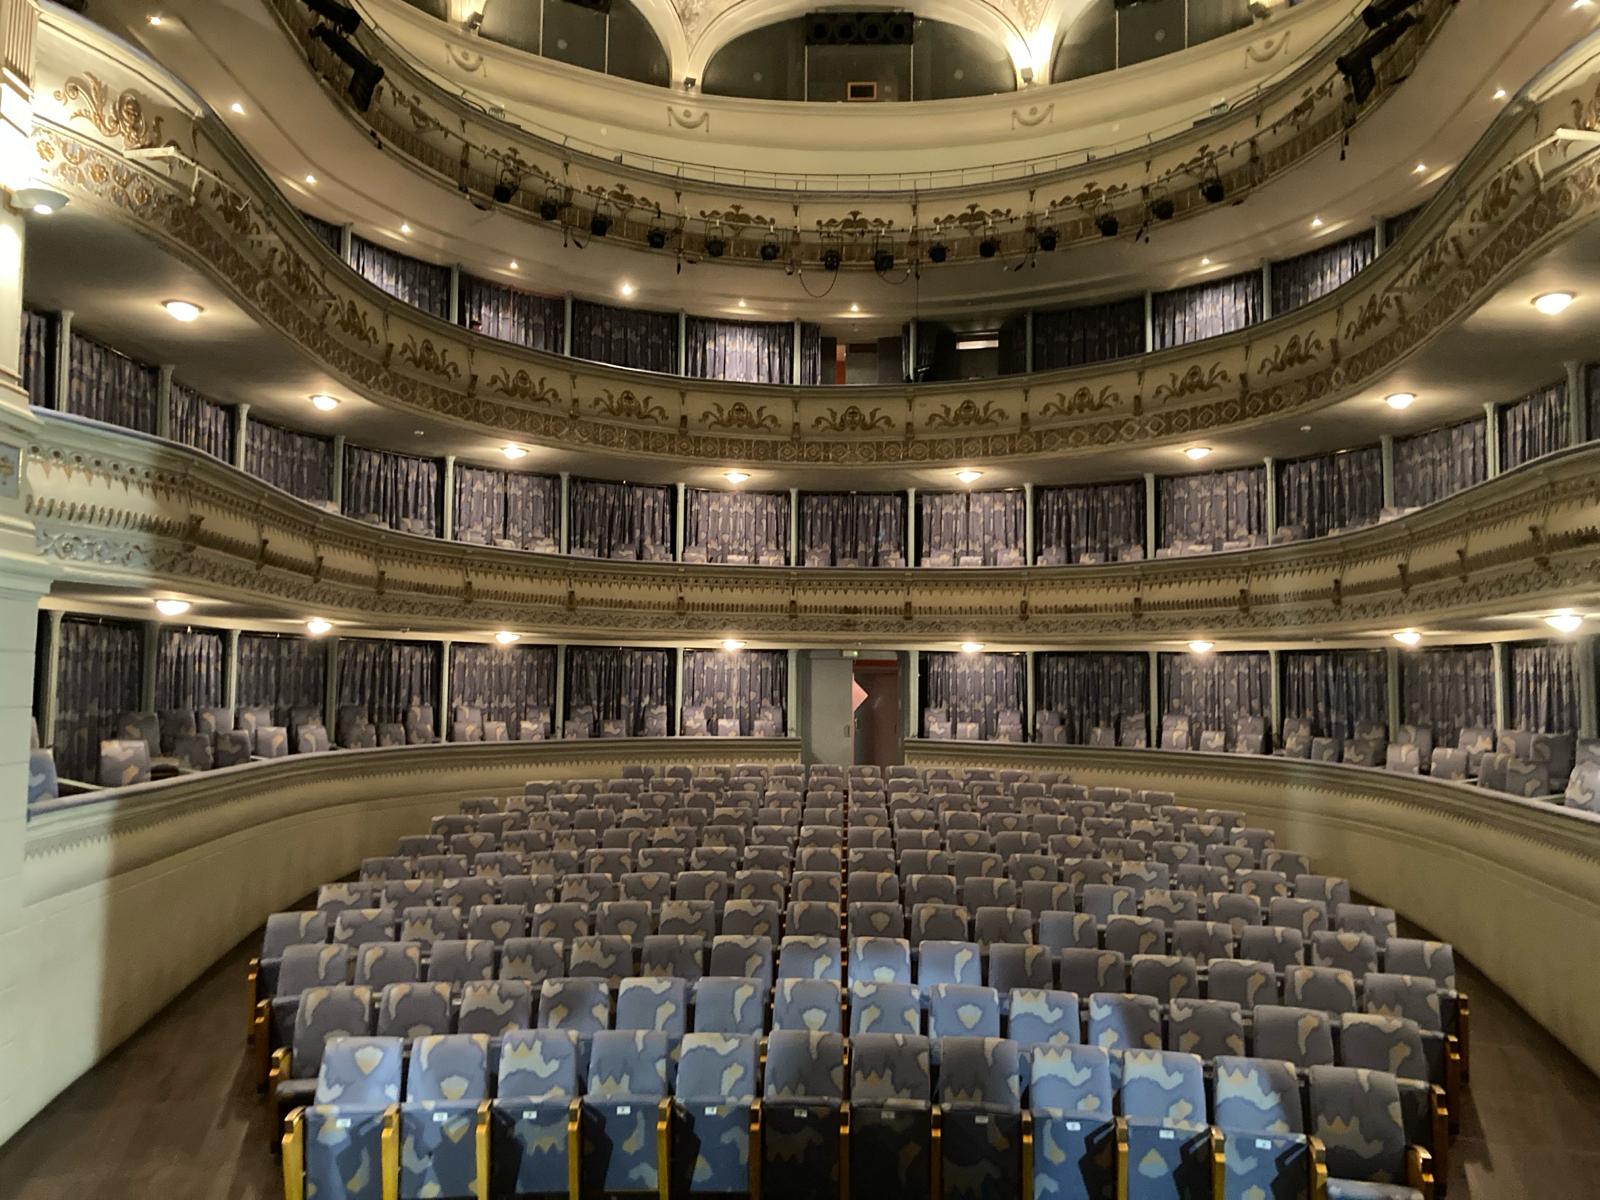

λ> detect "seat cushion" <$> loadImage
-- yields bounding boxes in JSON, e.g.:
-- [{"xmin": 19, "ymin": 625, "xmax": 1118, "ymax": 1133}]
[{"xmin": 1325, "ymin": 1180, "xmax": 1424, "ymax": 1200}]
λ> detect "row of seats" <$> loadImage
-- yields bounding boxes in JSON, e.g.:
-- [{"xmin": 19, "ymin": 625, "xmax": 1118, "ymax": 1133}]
[{"xmin": 283, "ymin": 1030, "xmax": 1438, "ymax": 1200}]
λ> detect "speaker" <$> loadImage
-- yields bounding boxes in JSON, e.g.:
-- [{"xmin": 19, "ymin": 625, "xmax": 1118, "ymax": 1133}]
[{"xmin": 805, "ymin": 11, "xmax": 914, "ymax": 45}]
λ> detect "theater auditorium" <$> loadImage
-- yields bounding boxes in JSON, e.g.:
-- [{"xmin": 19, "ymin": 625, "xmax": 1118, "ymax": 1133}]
[{"xmin": 0, "ymin": 0, "xmax": 1597, "ymax": 1196}]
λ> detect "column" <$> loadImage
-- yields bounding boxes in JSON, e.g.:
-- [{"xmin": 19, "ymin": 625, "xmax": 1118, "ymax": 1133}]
[
  {"xmin": 1142, "ymin": 291, "xmax": 1155, "ymax": 352},
  {"xmin": 1263, "ymin": 457, "xmax": 1277, "ymax": 543},
  {"xmin": 224, "ymin": 627, "xmax": 240, "ymax": 711},
  {"xmin": 1379, "ymin": 434, "xmax": 1395, "ymax": 509},
  {"xmin": 671, "ymin": 648, "xmax": 684, "ymax": 737},
  {"xmin": 905, "ymin": 488, "xmax": 917, "ymax": 567},
  {"xmin": 558, "ymin": 472, "xmax": 571, "ymax": 553},
  {"xmin": 140, "ymin": 621, "xmax": 158, "ymax": 712},
  {"xmin": 437, "ymin": 638, "xmax": 452, "ymax": 735},
  {"xmin": 448, "ymin": 265, "xmax": 461, "ymax": 326},
  {"xmin": 1268, "ymin": 648, "xmax": 1282, "ymax": 740},
  {"xmin": 789, "ymin": 487, "xmax": 800, "ymax": 565},
  {"xmin": 1023, "ymin": 312, "xmax": 1035, "ymax": 374},
  {"xmin": 38, "ymin": 610, "xmax": 63, "ymax": 751},
  {"xmin": 1576, "ymin": 634, "xmax": 1598, "ymax": 738},
  {"xmin": 786, "ymin": 648, "xmax": 800, "ymax": 737},
  {"xmin": 1385, "ymin": 647, "xmax": 1402, "ymax": 741},
  {"xmin": 234, "ymin": 401, "xmax": 251, "ymax": 472},
  {"xmin": 338, "ymin": 223, "xmax": 353, "ymax": 262},
  {"xmin": 906, "ymin": 321, "xmax": 919, "ymax": 382},
  {"xmin": 1260, "ymin": 262, "xmax": 1274, "ymax": 321},
  {"xmin": 1147, "ymin": 650, "xmax": 1161, "ymax": 737},
  {"xmin": 1484, "ymin": 401, "xmax": 1501, "ymax": 478},
  {"xmin": 52, "ymin": 309, "xmax": 71, "ymax": 408},
  {"xmin": 562, "ymin": 296, "xmax": 574, "ymax": 357},
  {"xmin": 1491, "ymin": 642, "xmax": 1508, "ymax": 732},
  {"xmin": 1143, "ymin": 473, "xmax": 1158, "ymax": 557},
  {"xmin": 324, "ymin": 636, "xmax": 341, "ymax": 739},
  {"xmin": 676, "ymin": 312, "xmax": 687, "ymax": 376},
  {"xmin": 155, "ymin": 364, "xmax": 173, "ymax": 441},
  {"xmin": 791, "ymin": 319, "xmax": 803, "ymax": 385},
  {"xmin": 674, "ymin": 482, "xmax": 686, "ymax": 562},
  {"xmin": 553, "ymin": 644, "xmax": 567, "ymax": 735},
  {"xmin": 1024, "ymin": 650, "xmax": 1036, "ymax": 743},
  {"xmin": 440, "ymin": 455, "xmax": 455, "ymax": 541},
  {"xmin": 1566, "ymin": 360, "xmax": 1589, "ymax": 446},
  {"xmin": 1022, "ymin": 482, "xmax": 1035, "ymax": 565},
  {"xmin": 1373, "ymin": 214, "xmax": 1388, "ymax": 257},
  {"xmin": 331, "ymin": 434, "xmax": 346, "ymax": 513},
  {"xmin": 906, "ymin": 649, "xmax": 920, "ymax": 741}
]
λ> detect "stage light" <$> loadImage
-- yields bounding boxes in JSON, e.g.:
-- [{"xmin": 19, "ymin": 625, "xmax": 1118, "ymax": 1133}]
[
  {"xmin": 1201, "ymin": 174, "xmax": 1226, "ymax": 203},
  {"xmin": 822, "ymin": 248, "xmax": 842, "ymax": 271},
  {"xmin": 928, "ymin": 242, "xmax": 947, "ymax": 263},
  {"xmin": 1150, "ymin": 195, "xmax": 1176, "ymax": 221},
  {"xmin": 646, "ymin": 227, "xmax": 668, "ymax": 249},
  {"xmin": 589, "ymin": 212, "xmax": 611, "ymax": 237},
  {"xmin": 873, "ymin": 249, "xmax": 894, "ymax": 272},
  {"xmin": 760, "ymin": 234, "xmax": 781, "ymax": 261},
  {"xmin": 1096, "ymin": 211, "xmax": 1119, "ymax": 238},
  {"xmin": 1035, "ymin": 228, "xmax": 1057, "ymax": 252},
  {"xmin": 705, "ymin": 236, "xmax": 725, "ymax": 257},
  {"xmin": 539, "ymin": 196, "xmax": 561, "ymax": 221},
  {"xmin": 977, "ymin": 237, "xmax": 998, "ymax": 258},
  {"xmin": 492, "ymin": 179, "xmax": 517, "ymax": 204}
]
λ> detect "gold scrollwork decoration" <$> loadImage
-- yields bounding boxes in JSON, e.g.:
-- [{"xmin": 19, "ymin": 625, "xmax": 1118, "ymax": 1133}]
[
  {"xmin": 1151, "ymin": 364, "xmax": 1232, "ymax": 406},
  {"xmin": 486, "ymin": 369, "xmax": 562, "ymax": 406},
  {"xmin": 52, "ymin": 73, "xmax": 165, "ymax": 150},
  {"xmin": 398, "ymin": 336, "xmax": 462, "ymax": 380},
  {"xmin": 700, "ymin": 401, "xmax": 780, "ymax": 432},
  {"xmin": 814, "ymin": 406, "xmax": 893, "ymax": 433},
  {"xmin": 1256, "ymin": 333, "xmax": 1324, "ymax": 377},
  {"xmin": 1039, "ymin": 386, "xmax": 1119, "ymax": 419},
  {"xmin": 924, "ymin": 398, "xmax": 1006, "ymax": 429},
  {"xmin": 332, "ymin": 301, "xmax": 380, "ymax": 347},
  {"xmin": 592, "ymin": 388, "xmax": 669, "ymax": 424}
]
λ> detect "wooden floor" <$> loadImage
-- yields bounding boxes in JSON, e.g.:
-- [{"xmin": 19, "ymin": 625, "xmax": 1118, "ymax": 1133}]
[{"xmin": 0, "ymin": 932, "xmax": 1594, "ymax": 1199}]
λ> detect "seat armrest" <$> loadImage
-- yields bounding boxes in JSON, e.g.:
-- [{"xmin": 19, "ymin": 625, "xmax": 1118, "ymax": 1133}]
[
  {"xmin": 840, "ymin": 1100, "xmax": 851, "ymax": 1200},
  {"xmin": 1407, "ymin": 1144, "xmax": 1434, "ymax": 1200},
  {"xmin": 1020, "ymin": 1110, "xmax": 1034, "ymax": 1200},
  {"xmin": 1307, "ymin": 1135, "xmax": 1327, "ymax": 1200},
  {"xmin": 1428, "ymin": 1085, "xmax": 1449, "ymax": 1187},
  {"xmin": 656, "ymin": 1096, "xmax": 673, "ymax": 1200},
  {"xmin": 475, "ymin": 1100, "xmax": 491, "ymax": 1200},
  {"xmin": 281, "ymin": 1108, "xmax": 306, "ymax": 1200},
  {"xmin": 929, "ymin": 1103, "xmax": 942, "ymax": 1200},
  {"xmin": 1115, "ymin": 1116, "xmax": 1130, "ymax": 1200},
  {"xmin": 1209, "ymin": 1126, "xmax": 1224, "ymax": 1200},
  {"xmin": 749, "ymin": 1098, "xmax": 763, "ymax": 1200}
]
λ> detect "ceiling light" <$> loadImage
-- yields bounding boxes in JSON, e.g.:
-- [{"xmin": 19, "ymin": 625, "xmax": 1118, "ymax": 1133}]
[
  {"xmin": 162, "ymin": 300, "xmax": 203, "ymax": 322},
  {"xmin": 1300, "ymin": 424, "xmax": 1312, "ymax": 432},
  {"xmin": 955, "ymin": 469, "xmax": 983, "ymax": 484},
  {"xmin": 1546, "ymin": 610, "xmax": 1584, "ymax": 634},
  {"xmin": 230, "ymin": 102, "xmax": 245, "ymax": 115},
  {"xmin": 306, "ymin": 618, "xmax": 332, "ymax": 636},
  {"xmin": 619, "ymin": 281, "xmax": 635, "ymax": 297},
  {"xmin": 148, "ymin": 14, "xmax": 163, "ymax": 25},
  {"xmin": 954, "ymin": 337, "xmax": 999, "ymax": 351},
  {"xmin": 1492, "ymin": 87, "xmax": 1507, "ymax": 100},
  {"xmin": 1393, "ymin": 629, "xmax": 1422, "ymax": 646},
  {"xmin": 1201, "ymin": 257, "xmax": 1212, "ymax": 266},
  {"xmin": 1533, "ymin": 292, "xmax": 1576, "ymax": 315},
  {"xmin": 1413, "ymin": 163, "xmax": 1427, "ymax": 174},
  {"xmin": 721, "ymin": 639, "xmax": 746, "ymax": 652},
  {"xmin": 1187, "ymin": 640, "xmax": 1214, "ymax": 654},
  {"xmin": 494, "ymin": 630, "xmax": 520, "ymax": 645},
  {"xmin": 154, "ymin": 598, "xmax": 191, "ymax": 616},
  {"xmin": 310, "ymin": 393, "xmax": 339, "ymax": 411},
  {"xmin": 1385, "ymin": 392, "xmax": 1416, "ymax": 410},
  {"xmin": 399, "ymin": 222, "xmax": 411, "ymax": 234},
  {"xmin": 723, "ymin": 470, "xmax": 750, "ymax": 484},
  {"xmin": 11, "ymin": 186, "xmax": 68, "ymax": 216},
  {"xmin": 1184, "ymin": 446, "xmax": 1212, "ymax": 461},
  {"xmin": 304, "ymin": 174, "xmax": 316, "ymax": 185},
  {"xmin": 960, "ymin": 641, "xmax": 985, "ymax": 654},
  {"xmin": 501, "ymin": 444, "xmax": 527, "ymax": 460},
  {"xmin": 736, "ymin": 299, "xmax": 746, "ymax": 308},
  {"xmin": 1310, "ymin": 216, "xmax": 1325, "ymax": 229},
  {"xmin": 849, "ymin": 303, "xmax": 860, "ymax": 313},
  {"xmin": 508, "ymin": 260, "xmax": 519, "ymax": 270}
]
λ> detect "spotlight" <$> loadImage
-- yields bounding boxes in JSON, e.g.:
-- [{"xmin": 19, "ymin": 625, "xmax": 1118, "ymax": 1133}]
[
  {"xmin": 927, "ymin": 242, "xmax": 948, "ymax": 263},
  {"xmin": 492, "ymin": 178, "xmax": 518, "ymax": 204},
  {"xmin": 310, "ymin": 25, "xmax": 384, "ymax": 111},
  {"xmin": 310, "ymin": 393, "xmax": 339, "ymax": 411},
  {"xmin": 1200, "ymin": 174, "xmax": 1226, "ymax": 203},
  {"xmin": 978, "ymin": 237, "xmax": 998, "ymax": 259},
  {"xmin": 494, "ymin": 630, "xmax": 520, "ymax": 645},
  {"xmin": 1546, "ymin": 610, "xmax": 1584, "ymax": 634},
  {"xmin": 822, "ymin": 248, "xmax": 842, "ymax": 271},
  {"xmin": 646, "ymin": 226, "xmax": 668, "ymax": 249},
  {"xmin": 705, "ymin": 236, "xmax": 726, "ymax": 257},
  {"xmin": 1096, "ymin": 211, "xmax": 1120, "ymax": 238},
  {"xmin": 1393, "ymin": 629, "xmax": 1422, "ymax": 646},
  {"xmin": 539, "ymin": 195, "xmax": 562, "ymax": 221},
  {"xmin": 1150, "ymin": 195, "xmax": 1176, "ymax": 221},
  {"xmin": 1035, "ymin": 228, "xmax": 1057, "ymax": 252},
  {"xmin": 163, "ymin": 300, "xmax": 203, "ymax": 322},
  {"xmin": 873, "ymin": 249, "xmax": 894, "ymax": 272},
  {"xmin": 154, "ymin": 599, "xmax": 192, "ymax": 616},
  {"xmin": 589, "ymin": 212, "xmax": 611, "ymax": 237},
  {"xmin": 303, "ymin": 0, "xmax": 360, "ymax": 34},
  {"xmin": 960, "ymin": 641, "xmax": 985, "ymax": 654},
  {"xmin": 759, "ymin": 234, "xmax": 781, "ymax": 261},
  {"xmin": 306, "ymin": 618, "xmax": 333, "ymax": 636},
  {"xmin": 1187, "ymin": 640, "xmax": 1215, "ymax": 654}
]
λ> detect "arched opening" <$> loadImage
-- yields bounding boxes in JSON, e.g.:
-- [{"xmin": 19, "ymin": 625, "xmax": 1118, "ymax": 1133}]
[
  {"xmin": 1051, "ymin": 0, "xmax": 1254, "ymax": 84},
  {"xmin": 468, "ymin": 0, "xmax": 671, "ymax": 87}
]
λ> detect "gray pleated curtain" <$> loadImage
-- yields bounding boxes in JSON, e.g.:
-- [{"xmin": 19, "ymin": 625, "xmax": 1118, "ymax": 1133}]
[
  {"xmin": 1269, "ymin": 231, "xmax": 1376, "ymax": 315},
  {"xmin": 1158, "ymin": 466, "xmax": 1266, "ymax": 549},
  {"xmin": 1278, "ymin": 649, "xmax": 1387, "ymax": 740},
  {"xmin": 684, "ymin": 489, "xmax": 789, "ymax": 564},
  {"xmin": 1588, "ymin": 366, "xmax": 1600, "ymax": 444},
  {"xmin": 337, "ymin": 638, "xmax": 441, "ymax": 725},
  {"xmin": 349, "ymin": 234, "xmax": 451, "ymax": 319},
  {"xmin": 448, "ymin": 643, "xmax": 557, "ymax": 736},
  {"xmin": 1031, "ymin": 298, "xmax": 1146, "ymax": 370},
  {"xmin": 685, "ymin": 316, "xmax": 793, "ymax": 384},
  {"xmin": 1498, "ymin": 380, "xmax": 1570, "ymax": 472},
  {"xmin": 921, "ymin": 652, "xmax": 1026, "ymax": 740},
  {"xmin": 799, "ymin": 323, "xmax": 824, "ymax": 386},
  {"xmin": 571, "ymin": 300, "xmax": 678, "ymax": 374},
  {"xmin": 1399, "ymin": 646, "xmax": 1494, "ymax": 750},
  {"xmin": 300, "ymin": 209, "xmax": 344, "ymax": 255},
  {"xmin": 1034, "ymin": 652, "xmax": 1149, "ymax": 744},
  {"xmin": 1275, "ymin": 446, "xmax": 1383, "ymax": 537},
  {"xmin": 458, "ymin": 274, "xmax": 565, "ymax": 353},
  {"xmin": 917, "ymin": 490, "xmax": 1025, "ymax": 566},
  {"xmin": 565, "ymin": 645, "xmax": 674, "ymax": 736},
  {"xmin": 799, "ymin": 492, "xmax": 907, "ymax": 567},
  {"xmin": 237, "ymin": 633, "xmax": 327, "ymax": 725},
  {"xmin": 1392, "ymin": 417, "xmax": 1486, "ymax": 509},
  {"xmin": 568, "ymin": 478, "xmax": 674, "ymax": 560},
  {"xmin": 51, "ymin": 617, "xmax": 143, "ymax": 782},
  {"xmin": 154, "ymin": 627, "xmax": 226, "ymax": 712},
  {"xmin": 1508, "ymin": 640, "xmax": 1579, "ymax": 733},
  {"xmin": 682, "ymin": 648, "xmax": 787, "ymax": 735},
  {"xmin": 998, "ymin": 316, "xmax": 1028, "ymax": 376},
  {"xmin": 342, "ymin": 444, "xmax": 441, "ymax": 536},
  {"xmin": 1384, "ymin": 206, "xmax": 1424, "ymax": 245},
  {"xmin": 170, "ymin": 383, "xmax": 233, "ymax": 462},
  {"xmin": 1034, "ymin": 480, "xmax": 1146, "ymax": 563},
  {"xmin": 245, "ymin": 420, "xmax": 335, "ymax": 507},
  {"xmin": 1158, "ymin": 651, "xmax": 1270, "ymax": 743},
  {"xmin": 66, "ymin": 333, "xmax": 158, "ymax": 432},
  {"xmin": 20, "ymin": 309, "xmax": 54, "ymax": 406},
  {"xmin": 454, "ymin": 465, "xmax": 560, "ymax": 550},
  {"xmin": 1152, "ymin": 271, "xmax": 1263, "ymax": 350}
]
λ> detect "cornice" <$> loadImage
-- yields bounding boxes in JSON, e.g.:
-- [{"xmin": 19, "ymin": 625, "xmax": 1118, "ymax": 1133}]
[{"xmin": 23, "ymin": 411, "xmax": 1600, "ymax": 641}]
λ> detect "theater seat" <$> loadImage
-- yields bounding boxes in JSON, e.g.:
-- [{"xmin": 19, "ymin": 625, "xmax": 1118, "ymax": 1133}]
[{"xmin": 285, "ymin": 1036, "xmax": 402, "ymax": 1200}]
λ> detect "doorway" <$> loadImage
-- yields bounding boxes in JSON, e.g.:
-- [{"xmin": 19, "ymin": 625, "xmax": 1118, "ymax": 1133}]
[{"xmin": 852, "ymin": 657, "xmax": 902, "ymax": 767}]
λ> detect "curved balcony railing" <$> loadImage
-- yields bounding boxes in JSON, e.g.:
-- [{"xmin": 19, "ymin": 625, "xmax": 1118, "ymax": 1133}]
[
  {"xmin": 21, "ymin": 408, "xmax": 1600, "ymax": 643},
  {"xmin": 27, "ymin": 7, "xmax": 1600, "ymax": 468}
]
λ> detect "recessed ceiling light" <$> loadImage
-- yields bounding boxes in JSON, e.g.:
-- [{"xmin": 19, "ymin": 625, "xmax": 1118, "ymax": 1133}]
[
  {"xmin": 147, "ymin": 14, "xmax": 163, "ymax": 25},
  {"xmin": 721, "ymin": 638, "xmax": 746, "ymax": 652},
  {"xmin": 1385, "ymin": 392, "xmax": 1416, "ymax": 410},
  {"xmin": 955, "ymin": 469, "xmax": 984, "ymax": 484},
  {"xmin": 306, "ymin": 618, "xmax": 332, "ymax": 636},
  {"xmin": 619, "ymin": 281, "xmax": 635, "ymax": 297},
  {"xmin": 1300, "ymin": 424, "xmax": 1312, "ymax": 432},
  {"xmin": 154, "ymin": 598, "xmax": 191, "ymax": 616},
  {"xmin": 850, "ymin": 303, "xmax": 860, "ymax": 313},
  {"xmin": 723, "ymin": 469, "xmax": 750, "ymax": 484},
  {"xmin": 162, "ymin": 299, "xmax": 203, "ymax": 322},
  {"xmin": 413, "ymin": 429, "xmax": 425, "ymax": 437},
  {"xmin": 1413, "ymin": 163, "xmax": 1427, "ymax": 174},
  {"xmin": 1533, "ymin": 291, "xmax": 1576, "ymax": 315},
  {"xmin": 1310, "ymin": 216, "xmax": 1324, "ymax": 229},
  {"xmin": 736, "ymin": 299, "xmax": 746, "ymax": 308},
  {"xmin": 960, "ymin": 641, "xmax": 985, "ymax": 654},
  {"xmin": 1184, "ymin": 446, "xmax": 1212, "ymax": 461},
  {"xmin": 502, "ymin": 444, "xmax": 527, "ymax": 460},
  {"xmin": 310, "ymin": 393, "xmax": 339, "ymax": 411},
  {"xmin": 508, "ymin": 260, "xmax": 519, "ymax": 270},
  {"xmin": 1546, "ymin": 610, "xmax": 1584, "ymax": 633},
  {"xmin": 1187, "ymin": 640, "xmax": 1214, "ymax": 654},
  {"xmin": 304, "ymin": 174, "xmax": 316, "ymax": 185},
  {"xmin": 1492, "ymin": 87, "xmax": 1507, "ymax": 100},
  {"xmin": 230, "ymin": 102, "xmax": 245, "ymax": 115},
  {"xmin": 494, "ymin": 630, "xmax": 520, "ymax": 645},
  {"xmin": 1393, "ymin": 629, "xmax": 1422, "ymax": 646},
  {"xmin": 1200, "ymin": 257, "xmax": 1212, "ymax": 266},
  {"xmin": 400, "ymin": 222, "xmax": 412, "ymax": 234}
]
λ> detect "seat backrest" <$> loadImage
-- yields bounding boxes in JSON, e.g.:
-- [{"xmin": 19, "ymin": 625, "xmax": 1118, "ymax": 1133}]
[
  {"xmin": 937, "ymin": 1036, "xmax": 1021, "ymax": 1110},
  {"xmin": 1307, "ymin": 1066, "xmax": 1409, "ymax": 1184},
  {"xmin": 587, "ymin": 1030, "xmax": 673, "ymax": 1098},
  {"xmin": 1117, "ymin": 1048, "xmax": 1206, "ymax": 1126},
  {"xmin": 848, "ymin": 982, "xmax": 921, "ymax": 1036},
  {"xmin": 1252, "ymin": 1005, "xmax": 1335, "ymax": 1067},
  {"xmin": 497, "ymin": 1028, "xmax": 580, "ymax": 1100},
  {"xmin": 763, "ymin": 1030, "xmax": 845, "ymax": 1101},
  {"xmin": 677, "ymin": 1032, "xmax": 759, "ymax": 1101},
  {"xmin": 850, "ymin": 1033, "xmax": 931, "ymax": 1104},
  {"xmin": 1212, "ymin": 1055, "xmax": 1303, "ymax": 1134},
  {"xmin": 279, "ymin": 944, "xmax": 352, "ymax": 995},
  {"xmin": 292, "ymin": 985, "xmax": 374, "ymax": 1078},
  {"xmin": 1339, "ymin": 1014, "xmax": 1428, "ymax": 1082},
  {"xmin": 615, "ymin": 977, "xmax": 688, "ymax": 1036},
  {"xmin": 1028, "ymin": 1044, "xmax": 1113, "ymax": 1115},
  {"xmin": 928, "ymin": 984, "xmax": 1002, "ymax": 1040},
  {"xmin": 538, "ymin": 978, "xmax": 611, "ymax": 1034},
  {"xmin": 406, "ymin": 1033, "xmax": 490, "ymax": 1102},
  {"xmin": 691, "ymin": 978, "xmax": 766, "ymax": 1036},
  {"xmin": 314, "ymin": 1035, "xmax": 403, "ymax": 1107}
]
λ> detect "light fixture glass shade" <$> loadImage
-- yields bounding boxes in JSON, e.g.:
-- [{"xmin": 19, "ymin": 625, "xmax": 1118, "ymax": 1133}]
[
  {"xmin": 501, "ymin": 444, "xmax": 527, "ymax": 460},
  {"xmin": 1545, "ymin": 610, "xmax": 1584, "ymax": 634},
  {"xmin": 955, "ymin": 469, "xmax": 984, "ymax": 484},
  {"xmin": 1385, "ymin": 392, "xmax": 1416, "ymax": 410},
  {"xmin": 310, "ymin": 394, "xmax": 339, "ymax": 411},
  {"xmin": 721, "ymin": 639, "xmax": 745, "ymax": 652},
  {"xmin": 306, "ymin": 618, "xmax": 333, "ymax": 636},
  {"xmin": 1184, "ymin": 447, "xmax": 1212, "ymax": 461},
  {"xmin": 960, "ymin": 641, "xmax": 985, "ymax": 654},
  {"xmin": 163, "ymin": 300, "xmax": 203, "ymax": 322},
  {"xmin": 1187, "ymin": 640, "xmax": 1214, "ymax": 653},
  {"xmin": 1533, "ymin": 292, "xmax": 1576, "ymax": 315},
  {"xmin": 1393, "ymin": 629, "xmax": 1422, "ymax": 646},
  {"xmin": 154, "ymin": 598, "xmax": 191, "ymax": 616},
  {"xmin": 723, "ymin": 470, "xmax": 750, "ymax": 484},
  {"xmin": 494, "ymin": 630, "xmax": 520, "ymax": 645}
]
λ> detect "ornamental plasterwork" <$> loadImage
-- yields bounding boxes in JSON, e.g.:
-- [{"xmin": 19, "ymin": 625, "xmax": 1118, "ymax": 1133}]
[{"xmin": 51, "ymin": 72, "xmax": 165, "ymax": 150}]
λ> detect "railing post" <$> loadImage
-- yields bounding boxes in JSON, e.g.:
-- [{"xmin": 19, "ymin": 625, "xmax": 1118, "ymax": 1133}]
[
  {"xmin": 156, "ymin": 364, "xmax": 173, "ymax": 441},
  {"xmin": 324, "ymin": 635, "xmax": 340, "ymax": 739},
  {"xmin": 906, "ymin": 649, "xmax": 920, "ymax": 741},
  {"xmin": 787, "ymin": 648, "xmax": 800, "ymax": 737},
  {"xmin": 1148, "ymin": 650, "xmax": 1161, "ymax": 738},
  {"xmin": 438, "ymin": 638, "xmax": 452, "ymax": 738},
  {"xmin": 40, "ymin": 608, "xmax": 62, "ymax": 749},
  {"xmin": 448, "ymin": 264, "xmax": 461, "ymax": 326},
  {"xmin": 53, "ymin": 308, "xmax": 72, "ymax": 410},
  {"xmin": 676, "ymin": 312, "xmax": 687, "ymax": 376},
  {"xmin": 1577, "ymin": 634, "xmax": 1598, "ymax": 739},
  {"xmin": 1023, "ymin": 482, "xmax": 1035, "ymax": 565},
  {"xmin": 1268, "ymin": 648, "xmax": 1282, "ymax": 742},
  {"xmin": 441, "ymin": 454, "xmax": 455, "ymax": 541},
  {"xmin": 234, "ymin": 401, "xmax": 251, "ymax": 473},
  {"xmin": 791, "ymin": 319, "xmax": 803, "ymax": 384},
  {"xmin": 1380, "ymin": 434, "xmax": 1395, "ymax": 509},
  {"xmin": 1024, "ymin": 311, "xmax": 1035, "ymax": 374},
  {"xmin": 674, "ymin": 482, "xmax": 686, "ymax": 562},
  {"xmin": 1024, "ymin": 650, "xmax": 1036, "ymax": 744},
  {"xmin": 672, "ymin": 648, "xmax": 684, "ymax": 737},
  {"xmin": 559, "ymin": 472, "xmax": 571, "ymax": 554},
  {"xmin": 1263, "ymin": 456, "xmax": 1277, "ymax": 543},
  {"xmin": 562, "ymin": 296, "xmax": 574, "ymax": 357},
  {"xmin": 1144, "ymin": 473, "xmax": 1158, "ymax": 558},
  {"xmin": 1484, "ymin": 401, "xmax": 1500, "ymax": 478}
]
